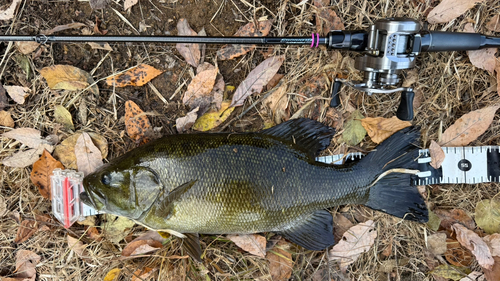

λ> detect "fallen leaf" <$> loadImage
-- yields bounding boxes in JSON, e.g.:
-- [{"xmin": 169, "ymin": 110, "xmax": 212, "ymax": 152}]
[
  {"xmin": 14, "ymin": 250, "xmax": 40, "ymax": 281},
  {"xmin": 263, "ymin": 83, "xmax": 288, "ymax": 124},
  {"xmin": 314, "ymin": 0, "xmax": 344, "ymax": 35},
  {"xmin": 39, "ymin": 65, "xmax": 99, "ymax": 95},
  {"xmin": 431, "ymin": 264, "xmax": 471, "ymax": 281},
  {"xmin": 329, "ymin": 220, "xmax": 377, "ymax": 272},
  {"xmin": 402, "ymin": 69, "xmax": 419, "ymax": 88},
  {"xmin": 193, "ymin": 100, "xmax": 235, "ymax": 131},
  {"xmin": 131, "ymin": 267, "xmax": 155, "ymax": 281},
  {"xmin": 434, "ymin": 208, "xmax": 476, "ymax": 231},
  {"xmin": 30, "ymin": 150, "xmax": 64, "ymax": 199},
  {"xmin": 103, "ymin": 214, "xmax": 135, "ymax": 244},
  {"xmin": 14, "ymin": 55, "xmax": 31, "ymax": 81},
  {"xmin": 0, "ymin": 110, "xmax": 14, "ymax": 127},
  {"xmin": 266, "ymin": 240, "xmax": 293, "ymax": 281},
  {"xmin": 427, "ymin": 0, "xmax": 486, "ymax": 24},
  {"xmin": 176, "ymin": 107, "xmax": 199, "ymax": 133},
  {"xmin": 124, "ymin": 100, "xmax": 152, "ymax": 143},
  {"xmin": 439, "ymin": 105, "xmax": 500, "ymax": 146},
  {"xmin": 459, "ymin": 272, "xmax": 485, "ymax": 281},
  {"xmin": 106, "ymin": 64, "xmax": 163, "ymax": 87},
  {"xmin": 53, "ymin": 105, "xmax": 74, "ymax": 131},
  {"xmin": 53, "ymin": 132, "xmax": 107, "ymax": 169},
  {"xmin": 341, "ymin": 110, "xmax": 366, "ymax": 146},
  {"xmin": 87, "ymin": 42, "xmax": 113, "ymax": 51},
  {"xmin": 428, "ymin": 232, "xmax": 448, "ymax": 255},
  {"xmin": 86, "ymin": 226, "xmax": 102, "ymax": 241},
  {"xmin": 266, "ymin": 73, "xmax": 284, "ymax": 90},
  {"xmin": 124, "ymin": 0, "xmax": 138, "ymax": 11},
  {"xmin": 475, "ymin": 199, "xmax": 500, "ymax": 234},
  {"xmin": 483, "ymin": 233, "xmax": 500, "ymax": 257},
  {"xmin": 0, "ymin": 0, "xmax": 22, "ymax": 21},
  {"xmin": 453, "ymin": 223, "xmax": 494, "ymax": 270},
  {"xmin": 14, "ymin": 219, "xmax": 37, "ymax": 244},
  {"xmin": 182, "ymin": 65, "xmax": 218, "ymax": 111},
  {"xmin": 464, "ymin": 23, "xmax": 497, "ymax": 73},
  {"xmin": 426, "ymin": 209, "xmax": 442, "ymax": 231},
  {"xmin": 75, "ymin": 132, "xmax": 103, "ymax": 176},
  {"xmin": 429, "ymin": 140, "xmax": 446, "ymax": 169},
  {"xmin": 217, "ymin": 20, "xmax": 273, "ymax": 60},
  {"xmin": 4, "ymin": 85, "xmax": 30, "ymax": 104},
  {"xmin": 15, "ymin": 41, "xmax": 40, "ymax": 55},
  {"xmin": 132, "ymin": 230, "xmax": 167, "ymax": 243},
  {"xmin": 103, "ymin": 268, "xmax": 121, "ymax": 281},
  {"xmin": 2, "ymin": 148, "xmax": 49, "ymax": 168},
  {"xmin": 2, "ymin": 128, "xmax": 47, "ymax": 148},
  {"xmin": 361, "ymin": 116, "xmax": 412, "ymax": 144},
  {"xmin": 445, "ymin": 238, "xmax": 474, "ymax": 267},
  {"xmin": 67, "ymin": 236, "xmax": 89, "ymax": 258},
  {"xmin": 121, "ymin": 239, "xmax": 163, "ymax": 256},
  {"xmin": 90, "ymin": 0, "xmax": 108, "ymax": 9},
  {"xmin": 176, "ymin": 19, "xmax": 201, "ymax": 67},
  {"xmin": 0, "ymin": 84, "xmax": 8, "ymax": 110},
  {"xmin": 486, "ymin": 15, "xmax": 500, "ymax": 32},
  {"xmin": 333, "ymin": 213, "xmax": 354, "ymax": 243},
  {"xmin": 227, "ymin": 234, "xmax": 266, "ymax": 258},
  {"xmin": 484, "ymin": 256, "xmax": 500, "ymax": 281},
  {"xmin": 0, "ymin": 196, "xmax": 6, "ymax": 217},
  {"xmin": 42, "ymin": 22, "xmax": 86, "ymax": 35},
  {"xmin": 231, "ymin": 55, "xmax": 284, "ymax": 107}
]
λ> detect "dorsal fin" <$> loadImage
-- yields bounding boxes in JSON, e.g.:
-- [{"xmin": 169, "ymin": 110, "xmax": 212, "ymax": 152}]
[{"xmin": 261, "ymin": 118, "xmax": 335, "ymax": 157}]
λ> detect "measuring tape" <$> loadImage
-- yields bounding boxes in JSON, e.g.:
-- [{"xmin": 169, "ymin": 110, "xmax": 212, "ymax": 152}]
[
  {"xmin": 51, "ymin": 146, "xmax": 499, "ymax": 228},
  {"xmin": 317, "ymin": 146, "xmax": 500, "ymax": 185}
]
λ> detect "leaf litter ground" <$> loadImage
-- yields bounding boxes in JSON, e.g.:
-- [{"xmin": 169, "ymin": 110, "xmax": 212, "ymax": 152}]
[{"xmin": 1, "ymin": 0, "xmax": 500, "ymax": 280}]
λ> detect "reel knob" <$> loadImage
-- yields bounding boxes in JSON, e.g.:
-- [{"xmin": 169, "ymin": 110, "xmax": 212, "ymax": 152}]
[{"xmin": 396, "ymin": 90, "xmax": 415, "ymax": 121}]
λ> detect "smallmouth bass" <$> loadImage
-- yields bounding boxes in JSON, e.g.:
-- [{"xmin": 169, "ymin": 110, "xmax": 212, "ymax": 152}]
[{"xmin": 81, "ymin": 118, "xmax": 428, "ymax": 261}]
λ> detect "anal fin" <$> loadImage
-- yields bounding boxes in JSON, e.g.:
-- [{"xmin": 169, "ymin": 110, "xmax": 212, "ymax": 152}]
[
  {"xmin": 182, "ymin": 233, "xmax": 202, "ymax": 262},
  {"xmin": 278, "ymin": 210, "xmax": 334, "ymax": 251}
]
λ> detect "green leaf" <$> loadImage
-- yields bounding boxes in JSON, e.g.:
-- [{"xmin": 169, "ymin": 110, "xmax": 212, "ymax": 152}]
[
  {"xmin": 475, "ymin": 199, "xmax": 500, "ymax": 234},
  {"xmin": 426, "ymin": 209, "xmax": 442, "ymax": 231},
  {"xmin": 14, "ymin": 55, "xmax": 31, "ymax": 80},
  {"xmin": 430, "ymin": 264, "xmax": 471, "ymax": 281},
  {"xmin": 341, "ymin": 110, "xmax": 366, "ymax": 146},
  {"xmin": 103, "ymin": 214, "xmax": 135, "ymax": 244}
]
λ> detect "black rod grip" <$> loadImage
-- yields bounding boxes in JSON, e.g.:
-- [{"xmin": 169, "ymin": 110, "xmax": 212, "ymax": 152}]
[
  {"xmin": 396, "ymin": 90, "xmax": 415, "ymax": 121},
  {"xmin": 330, "ymin": 81, "xmax": 342, "ymax": 108},
  {"xmin": 420, "ymin": 32, "xmax": 481, "ymax": 52}
]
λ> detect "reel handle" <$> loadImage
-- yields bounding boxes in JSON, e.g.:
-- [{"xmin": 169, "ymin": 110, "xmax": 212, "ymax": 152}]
[
  {"xmin": 396, "ymin": 90, "xmax": 415, "ymax": 121},
  {"xmin": 330, "ymin": 80, "xmax": 342, "ymax": 108}
]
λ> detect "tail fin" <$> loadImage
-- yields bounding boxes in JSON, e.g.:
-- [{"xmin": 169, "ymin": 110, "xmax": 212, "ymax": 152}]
[{"xmin": 359, "ymin": 127, "xmax": 428, "ymax": 223}]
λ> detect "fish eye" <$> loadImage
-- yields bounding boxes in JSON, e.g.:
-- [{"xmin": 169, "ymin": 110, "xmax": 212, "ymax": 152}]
[{"xmin": 101, "ymin": 174, "xmax": 111, "ymax": 185}]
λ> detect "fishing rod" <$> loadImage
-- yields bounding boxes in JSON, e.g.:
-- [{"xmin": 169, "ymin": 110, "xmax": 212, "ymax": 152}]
[{"xmin": 2, "ymin": 18, "xmax": 500, "ymax": 120}]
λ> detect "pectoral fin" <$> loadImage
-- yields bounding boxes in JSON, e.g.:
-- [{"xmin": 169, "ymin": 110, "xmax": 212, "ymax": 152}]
[
  {"xmin": 182, "ymin": 233, "xmax": 202, "ymax": 262},
  {"xmin": 278, "ymin": 210, "xmax": 334, "ymax": 250},
  {"xmin": 156, "ymin": 180, "xmax": 197, "ymax": 218}
]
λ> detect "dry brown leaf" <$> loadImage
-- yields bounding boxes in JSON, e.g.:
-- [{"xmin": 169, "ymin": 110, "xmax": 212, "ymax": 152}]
[
  {"xmin": 54, "ymin": 105, "xmax": 74, "ymax": 131},
  {"xmin": 15, "ymin": 41, "xmax": 40, "ymax": 55},
  {"xmin": 217, "ymin": 20, "xmax": 273, "ymax": 60},
  {"xmin": 267, "ymin": 240, "xmax": 293, "ymax": 281},
  {"xmin": 4, "ymin": 85, "xmax": 30, "ymax": 104},
  {"xmin": 484, "ymin": 256, "xmax": 500, "ymax": 281},
  {"xmin": 53, "ymin": 132, "xmax": 107, "ymax": 170},
  {"xmin": 122, "ymin": 240, "xmax": 163, "ymax": 256},
  {"xmin": 434, "ymin": 208, "xmax": 476, "ymax": 231},
  {"xmin": 486, "ymin": 15, "xmax": 500, "ymax": 32},
  {"xmin": 14, "ymin": 219, "xmax": 37, "ymax": 244},
  {"xmin": 182, "ymin": 66, "xmax": 218, "ymax": 110},
  {"xmin": 0, "ymin": 0, "xmax": 22, "ymax": 21},
  {"xmin": 453, "ymin": 223, "xmax": 494, "ymax": 270},
  {"xmin": 439, "ymin": 105, "xmax": 500, "ymax": 146},
  {"xmin": 87, "ymin": 42, "xmax": 113, "ymax": 51},
  {"xmin": 30, "ymin": 150, "xmax": 64, "ymax": 199},
  {"xmin": 39, "ymin": 65, "xmax": 99, "ymax": 95},
  {"xmin": 483, "ymin": 234, "xmax": 500, "ymax": 257},
  {"xmin": 227, "ymin": 234, "xmax": 266, "ymax": 258},
  {"xmin": 427, "ymin": 232, "xmax": 448, "ymax": 255},
  {"xmin": 75, "ymin": 132, "xmax": 104, "ymax": 176},
  {"xmin": 2, "ymin": 148, "xmax": 48, "ymax": 168},
  {"xmin": 464, "ymin": 23, "xmax": 497, "ymax": 73},
  {"xmin": 402, "ymin": 69, "xmax": 419, "ymax": 88},
  {"xmin": 14, "ymin": 250, "xmax": 40, "ymax": 281},
  {"xmin": 266, "ymin": 73, "xmax": 284, "ymax": 91},
  {"xmin": 124, "ymin": 0, "xmax": 138, "ymax": 11},
  {"xmin": 176, "ymin": 107, "xmax": 199, "ymax": 133},
  {"xmin": 42, "ymin": 22, "xmax": 86, "ymax": 35},
  {"xmin": 360, "ymin": 116, "xmax": 412, "ymax": 144},
  {"xmin": 132, "ymin": 230, "xmax": 167, "ymax": 243},
  {"xmin": 427, "ymin": 0, "xmax": 486, "ymax": 24},
  {"xmin": 90, "ymin": 0, "xmax": 108, "ymax": 9},
  {"xmin": 124, "ymin": 100, "xmax": 152, "ymax": 143},
  {"xmin": 429, "ymin": 140, "xmax": 445, "ymax": 169},
  {"xmin": 176, "ymin": 19, "xmax": 201, "ymax": 67},
  {"xmin": 67, "ymin": 236, "xmax": 89, "ymax": 259},
  {"xmin": 106, "ymin": 64, "xmax": 163, "ymax": 87},
  {"xmin": 263, "ymin": 83, "xmax": 288, "ymax": 124},
  {"xmin": 0, "ymin": 110, "xmax": 14, "ymax": 127},
  {"xmin": 131, "ymin": 267, "xmax": 155, "ymax": 281},
  {"xmin": 0, "ymin": 84, "xmax": 8, "ymax": 110},
  {"xmin": 2, "ymin": 128, "xmax": 46, "ymax": 148},
  {"xmin": 86, "ymin": 226, "xmax": 102, "ymax": 241},
  {"xmin": 459, "ymin": 272, "xmax": 485, "ymax": 281},
  {"xmin": 231, "ymin": 55, "xmax": 285, "ymax": 107},
  {"xmin": 329, "ymin": 220, "xmax": 377, "ymax": 272},
  {"xmin": 314, "ymin": 0, "xmax": 345, "ymax": 35}
]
